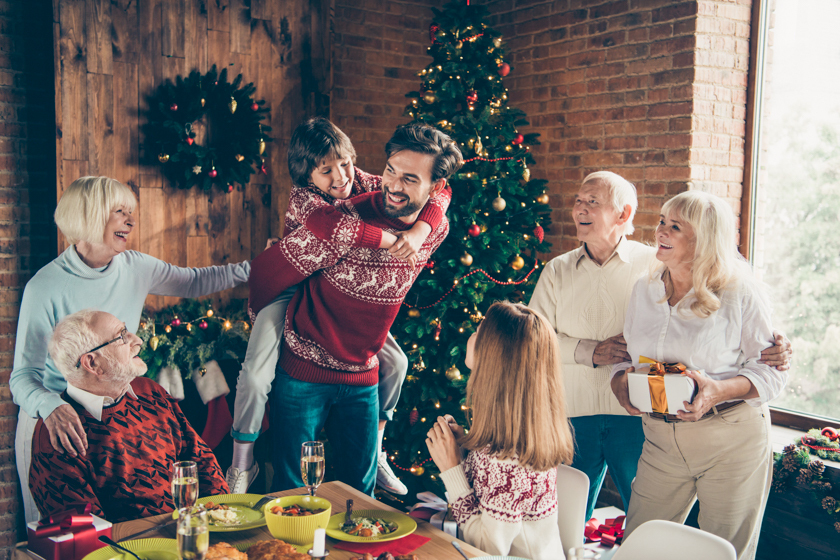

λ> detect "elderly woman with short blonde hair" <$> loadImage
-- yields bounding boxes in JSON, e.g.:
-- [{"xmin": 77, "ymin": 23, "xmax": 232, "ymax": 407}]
[{"xmin": 12, "ymin": 176, "xmax": 250, "ymax": 522}]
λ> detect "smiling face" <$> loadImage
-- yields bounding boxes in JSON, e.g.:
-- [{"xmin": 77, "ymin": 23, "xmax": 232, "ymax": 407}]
[
  {"xmin": 573, "ymin": 181, "xmax": 624, "ymax": 247},
  {"xmin": 90, "ymin": 312, "xmax": 147, "ymax": 383},
  {"xmin": 381, "ymin": 150, "xmax": 444, "ymax": 223},
  {"xmin": 102, "ymin": 206, "xmax": 134, "ymax": 255},
  {"xmin": 656, "ymin": 212, "xmax": 696, "ymax": 270},
  {"xmin": 309, "ymin": 155, "xmax": 355, "ymax": 199}
]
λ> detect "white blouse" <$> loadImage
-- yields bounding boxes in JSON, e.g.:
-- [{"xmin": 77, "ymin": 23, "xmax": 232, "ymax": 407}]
[{"xmin": 611, "ymin": 273, "xmax": 788, "ymax": 406}]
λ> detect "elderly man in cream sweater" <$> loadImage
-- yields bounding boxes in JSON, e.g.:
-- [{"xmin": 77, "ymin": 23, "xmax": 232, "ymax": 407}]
[{"xmin": 529, "ymin": 172, "xmax": 790, "ymax": 522}]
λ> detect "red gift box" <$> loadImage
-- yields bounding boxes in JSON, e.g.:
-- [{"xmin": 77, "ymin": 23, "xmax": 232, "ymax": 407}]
[{"xmin": 27, "ymin": 504, "xmax": 112, "ymax": 560}]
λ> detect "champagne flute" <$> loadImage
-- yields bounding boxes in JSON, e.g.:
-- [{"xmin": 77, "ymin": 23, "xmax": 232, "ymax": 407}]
[
  {"xmin": 177, "ymin": 505, "xmax": 208, "ymax": 560},
  {"xmin": 172, "ymin": 461, "xmax": 198, "ymax": 510},
  {"xmin": 300, "ymin": 441, "xmax": 325, "ymax": 496}
]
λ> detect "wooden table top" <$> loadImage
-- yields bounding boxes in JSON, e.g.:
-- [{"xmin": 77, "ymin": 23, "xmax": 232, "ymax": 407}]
[{"xmin": 16, "ymin": 481, "xmax": 488, "ymax": 560}]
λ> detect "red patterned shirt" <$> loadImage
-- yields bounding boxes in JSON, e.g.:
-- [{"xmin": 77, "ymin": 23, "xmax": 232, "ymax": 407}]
[{"xmin": 29, "ymin": 377, "xmax": 229, "ymax": 522}]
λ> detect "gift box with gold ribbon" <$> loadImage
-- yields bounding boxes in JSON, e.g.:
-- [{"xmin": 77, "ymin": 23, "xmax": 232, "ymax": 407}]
[
  {"xmin": 26, "ymin": 503, "xmax": 111, "ymax": 560},
  {"xmin": 626, "ymin": 356, "xmax": 698, "ymax": 414}
]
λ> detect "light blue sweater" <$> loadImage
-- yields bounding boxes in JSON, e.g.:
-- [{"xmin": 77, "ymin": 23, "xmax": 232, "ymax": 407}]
[{"xmin": 11, "ymin": 246, "xmax": 250, "ymax": 419}]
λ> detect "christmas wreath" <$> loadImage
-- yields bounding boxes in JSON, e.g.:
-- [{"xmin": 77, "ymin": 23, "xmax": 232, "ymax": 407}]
[{"xmin": 143, "ymin": 65, "xmax": 272, "ymax": 192}]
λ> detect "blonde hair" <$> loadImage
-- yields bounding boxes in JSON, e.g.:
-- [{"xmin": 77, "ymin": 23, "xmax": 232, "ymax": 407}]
[
  {"xmin": 460, "ymin": 301, "xmax": 574, "ymax": 471},
  {"xmin": 54, "ymin": 177, "xmax": 136, "ymax": 244},
  {"xmin": 582, "ymin": 171, "xmax": 638, "ymax": 235},
  {"xmin": 48, "ymin": 309, "xmax": 101, "ymax": 384},
  {"xmin": 660, "ymin": 190, "xmax": 746, "ymax": 318}
]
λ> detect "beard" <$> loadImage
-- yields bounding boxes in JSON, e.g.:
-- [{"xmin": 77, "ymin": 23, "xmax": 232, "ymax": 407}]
[
  {"xmin": 382, "ymin": 185, "xmax": 423, "ymax": 218},
  {"xmin": 106, "ymin": 355, "xmax": 147, "ymax": 386}
]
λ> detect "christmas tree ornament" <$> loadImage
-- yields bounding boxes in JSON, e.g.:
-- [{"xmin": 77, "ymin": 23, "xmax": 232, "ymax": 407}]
[
  {"xmin": 410, "ymin": 407, "xmax": 420, "ymax": 425},
  {"xmin": 493, "ymin": 37, "xmax": 503, "ymax": 48},
  {"xmin": 468, "ymin": 223, "xmax": 481, "ymax": 237},
  {"xmin": 251, "ymin": 101, "xmax": 259, "ymax": 111},
  {"xmin": 423, "ymin": 92, "xmax": 436, "ymax": 104},
  {"xmin": 474, "ymin": 136, "xmax": 483, "ymax": 155},
  {"xmin": 169, "ymin": 103, "xmax": 178, "ymax": 112},
  {"xmin": 466, "ymin": 90, "xmax": 478, "ymax": 104},
  {"xmin": 424, "ymin": 260, "xmax": 435, "ymax": 269},
  {"xmin": 258, "ymin": 138, "xmax": 266, "ymax": 155},
  {"xmin": 460, "ymin": 252, "xmax": 473, "ymax": 266},
  {"xmin": 186, "ymin": 137, "xmax": 194, "ymax": 146},
  {"xmin": 429, "ymin": 24, "xmax": 440, "ymax": 43},
  {"xmin": 405, "ymin": 374, "xmax": 417, "ymax": 382},
  {"xmin": 227, "ymin": 184, "xmax": 234, "ymax": 193},
  {"xmin": 511, "ymin": 255, "xmax": 525, "ymax": 270},
  {"xmin": 408, "ymin": 308, "xmax": 421, "ymax": 318},
  {"xmin": 512, "ymin": 133, "xmax": 524, "ymax": 145},
  {"xmin": 434, "ymin": 321, "xmax": 442, "ymax": 339},
  {"xmin": 492, "ymin": 196, "xmax": 506, "ymax": 212},
  {"xmin": 200, "ymin": 98, "xmax": 206, "ymax": 107},
  {"xmin": 165, "ymin": 325, "xmax": 172, "ymax": 333},
  {"xmin": 413, "ymin": 356, "xmax": 426, "ymax": 371},
  {"xmin": 480, "ymin": 224, "xmax": 487, "ymax": 233},
  {"xmin": 171, "ymin": 317, "xmax": 182, "ymax": 327},
  {"xmin": 199, "ymin": 367, "xmax": 207, "ymax": 376},
  {"xmin": 198, "ymin": 320, "xmax": 208, "ymax": 330},
  {"xmin": 192, "ymin": 165, "xmax": 202, "ymax": 174},
  {"xmin": 149, "ymin": 336, "xmax": 160, "ymax": 351},
  {"xmin": 470, "ymin": 310, "xmax": 483, "ymax": 323},
  {"xmin": 536, "ymin": 192, "xmax": 549, "ymax": 205},
  {"xmin": 498, "ymin": 62, "xmax": 510, "ymax": 76},
  {"xmin": 206, "ymin": 309, "xmax": 214, "ymax": 317},
  {"xmin": 234, "ymin": 154, "xmax": 245, "ymax": 162},
  {"xmin": 412, "ymin": 465, "xmax": 425, "ymax": 476},
  {"xmin": 534, "ymin": 224, "xmax": 545, "ymax": 243},
  {"xmin": 445, "ymin": 365, "xmax": 462, "ymax": 381},
  {"xmin": 228, "ymin": 97, "xmax": 238, "ymax": 113},
  {"xmin": 158, "ymin": 153, "xmax": 170, "ymax": 163},
  {"xmin": 208, "ymin": 166, "xmax": 218, "ymax": 179},
  {"xmin": 186, "ymin": 323, "xmax": 193, "ymax": 332},
  {"xmin": 522, "ymin": 167, "xmax": 531, "ymax": 182}
]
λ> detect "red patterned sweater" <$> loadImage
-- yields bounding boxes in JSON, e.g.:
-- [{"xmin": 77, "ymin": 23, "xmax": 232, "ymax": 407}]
[
  {"xmin": 248, "ymin": 180, "xmax": 449, "ymax": 386},
  {"xmin": 29, "ymin": 377, "xmax": 229, "ymax": 523},
  {"xmin": 438, "ymin": 449, "xmax": 563, "ymax": 560}
]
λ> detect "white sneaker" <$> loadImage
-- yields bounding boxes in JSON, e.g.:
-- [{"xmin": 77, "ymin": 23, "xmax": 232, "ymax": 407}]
[
  {"xmin": 226, "ymin": 463, "xmax": 259, "ymax": 494},
  {"xmin": 376, "ymin": 451, "xmax": 408, "ymax": 495}
]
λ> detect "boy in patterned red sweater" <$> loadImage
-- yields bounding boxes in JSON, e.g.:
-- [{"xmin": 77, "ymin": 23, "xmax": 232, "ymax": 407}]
[
  {"xmin": 29, "ymin": 310, "xmax": 228, "ymax": 522},
  {"xmin": 248, "ymin": 124, "xmax": 462, "ymax": 494}
]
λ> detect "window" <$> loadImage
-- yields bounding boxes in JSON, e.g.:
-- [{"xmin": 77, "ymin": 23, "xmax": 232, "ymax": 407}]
[{"xmin": 747, "ymin": 0, "xmax": 840, "ymax": 420}]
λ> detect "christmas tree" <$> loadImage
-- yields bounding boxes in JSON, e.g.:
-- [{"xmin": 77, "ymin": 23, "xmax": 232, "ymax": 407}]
[{"xmin": 385, "ymin": 1, "xmax": 552, "ymax": 494}]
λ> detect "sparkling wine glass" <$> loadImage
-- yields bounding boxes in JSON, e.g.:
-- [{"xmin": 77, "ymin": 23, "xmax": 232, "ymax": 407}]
[
  {"xmin": 177, "ymin": 505, "xmax": 208, "ymax": 560},
  {"xmin": 172, "ymin": 461, "xmax": 198, "ymax": 510},
  {"xmin": 300, "ymin": 441, "xmax": 325, "ymax": 497}
]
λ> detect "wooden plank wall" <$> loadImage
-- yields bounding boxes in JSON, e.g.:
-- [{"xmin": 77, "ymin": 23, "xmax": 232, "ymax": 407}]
[{"xmin": 53, "ymin": 0, "xmax": 332, "ymax": 310}]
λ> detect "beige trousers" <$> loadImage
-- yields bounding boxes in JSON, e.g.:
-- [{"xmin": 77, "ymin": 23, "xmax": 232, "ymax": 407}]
[{"xmin": 626, "ymin": 403, "xmax": 773, "ymax": 560}]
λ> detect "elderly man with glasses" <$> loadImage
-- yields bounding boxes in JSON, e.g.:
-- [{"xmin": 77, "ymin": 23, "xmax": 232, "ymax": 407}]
[{"xmin": 28, "ymin": 309, "xmax": 229, "ymax": 522}]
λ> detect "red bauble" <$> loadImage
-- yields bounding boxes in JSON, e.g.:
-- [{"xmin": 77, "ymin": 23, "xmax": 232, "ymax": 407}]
[
  {"xmin": 227, "ymin": 184, "xmax": 234, "ymax": 193},
  {"xmin": 198, "ymin": 320, "xmax": 208, "ymax": 330},
  {"xmin": 424, "ymin": 260, "xmax": 435, "ymax": 269},
  {"xmin": 468, "ymin": 223, "xmax": 481, "ymax": 237},
  {"xmin": 208, "ymin": 169, "xmax": 218, "ymax": 178},
  {"xmin": 512, "ymin": 133, "xmax": 524, "ymax": 145},
  {"xmin": 429, "ymin": 24, "xmax": 440, "ymax": 43},
  {"xmin": 498, "ymin": 62, "xmax": 511, "ymax": 76},
  {"xmin": 171, "ymin": 318, "xmax": 181, "ymax": 327},
  {"xmin": 466, "ymin": 90, "xmax": 478, "ymax": 104},
  {"xmin": 250, "ymin": 102, "xmax": 259, "ymax": 111},
  {"xmin": 409, "ymin": 407, "xmax": 419, "ymax": 426},
  {"xmin": 186, "ymin": 137, "xmax": 194, "ymax": 146},
  {"xmin": 822, "ymin": 427, "xmax": 840, "ymax": 441},
  {"xmin": 169, "ymin": 103, "xmax": 178, "ymax": 112},
  {"xmin": 534, "ymin": 224, "xmax": 545, "ymax": 243}
]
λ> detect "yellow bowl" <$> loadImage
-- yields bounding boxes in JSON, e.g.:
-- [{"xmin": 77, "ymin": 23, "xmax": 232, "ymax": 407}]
[{"xmin": 264, "ymin": 495, "xmax": 332, "ymax": 545}]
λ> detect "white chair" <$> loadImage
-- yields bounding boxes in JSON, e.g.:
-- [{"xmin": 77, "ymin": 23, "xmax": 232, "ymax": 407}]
[
  {"xmin": 611, "ymin": 519, "xmax": 737, "ymax": 560},
  {"xmin": 556, "ymin": 464, "xmax": 590, "ymax": 558}
]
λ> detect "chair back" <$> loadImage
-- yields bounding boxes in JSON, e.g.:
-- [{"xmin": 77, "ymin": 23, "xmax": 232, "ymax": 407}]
[
  {"xmin": 556, "ymin": 464, "xmax": 590, "ymax": 559},
  {"xmin": 611, "ymin": 519, "xmax": 737, "ymax": 560}
]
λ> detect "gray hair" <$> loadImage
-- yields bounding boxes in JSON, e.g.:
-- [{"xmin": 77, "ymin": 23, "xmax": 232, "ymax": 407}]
[
  {"xmin": 48, "ymin": 309, "xmax": 102, "ymax": 384},
  {"xmin": 582, "ymin": 171, "xmax": 638, "ymax": 235}
]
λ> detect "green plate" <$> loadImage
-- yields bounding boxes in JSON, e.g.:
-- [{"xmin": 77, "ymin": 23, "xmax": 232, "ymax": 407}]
[
  {"xmin": 325, "ymin": 509, "xmax": 417, "ymax": 543},
  {"xmin": 82, "ymin": 538, "xmax": 179, "ymax": 560},
  {"xmin": 173, "ymin": 493, "xmax": 267, "ymax": 532}
]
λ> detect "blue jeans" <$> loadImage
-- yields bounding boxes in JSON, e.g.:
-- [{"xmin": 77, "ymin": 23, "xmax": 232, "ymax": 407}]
[
  {"xmin": 570, "ymin": 414, "xmax": 645, "ymax": 521},
  {"xmin": 271, "ymin": 367, "xmax": 379, "ymax": 495}
]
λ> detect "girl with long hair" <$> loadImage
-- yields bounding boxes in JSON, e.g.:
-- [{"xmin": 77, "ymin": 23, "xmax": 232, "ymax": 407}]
[{"xmin": 426, "ymin": 301, "xmax": 575, "ymax": 560}]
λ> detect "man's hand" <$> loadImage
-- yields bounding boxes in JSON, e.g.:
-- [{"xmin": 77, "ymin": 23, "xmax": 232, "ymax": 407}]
[
  {"xmin": 44, "ymin": 404, "xmax": 87, "ymax": 457},
  {"xmin": 610, "ymin": 367, "xmax": 642, "ymax": 415},
  {"xmin": 593, "ymin": 334, "xmax": 630, "ymax": 367},
  {"xmin": 759, "ymin": 331, "xmax": 792, "ymax": 371},
  {"xmin": 389, "ymin": 228, "xmax": 426, "ymax": 261},
  {"xmin": 264, "ymin": 237, "xmax": 280, "ymax": 250},
  {"xmin": 426, "ymin": 416, "xmax": 462, "ymax": 472}
]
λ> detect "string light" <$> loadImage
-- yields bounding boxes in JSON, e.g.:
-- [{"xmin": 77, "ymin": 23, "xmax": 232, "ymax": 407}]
[{"xmin": 404, "ymin": 264, "xmax": 540, "ymax": 310}]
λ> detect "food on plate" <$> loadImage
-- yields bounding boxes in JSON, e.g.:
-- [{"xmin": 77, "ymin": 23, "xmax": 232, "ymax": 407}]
[
  {"xmin": 203, "ymin": 502, "xmax": 241, "ymax": 525},
  {"xmin": 206, "ymin": 543, "xmax": 248, "ymax": 560},
  {"xmin": 246, "ymin": 539, "xmax": 311, "ymax": 560},
  {"xmin": 340, "ymin": 516, "xmax": 398, "ymax": 537},
  {"xmin": 270, "ymin": 504, "xmax": 326, "ymax": 516},
  {"xmin": 348, "ymin": 554, "xmax": 418, "ymax": 560}
]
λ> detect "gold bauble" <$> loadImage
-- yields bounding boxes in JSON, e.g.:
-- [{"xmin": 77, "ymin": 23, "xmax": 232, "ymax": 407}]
[
  {"xmin": 228, "ymin": 97, "xmax": 238, "ymax": 113},
  {"xmin": 536, "ymin": 193, "xmax": 550, "ymax": 205},
  {"xmin": 412, "ymin": 465, "xmax": 425, "ymax": 476},
  {"xmin": 493, "ymin": 37, "xmax": 503, "ymax": 48},
  {"xmin": 511, "ymin": 255, "xmax": 525, "ymax": 270},
  {"xmin": 492, "ymin": 196, "xmax": 506, "ymax": 212},
  {"xmin": 158, "ymin": 153, "xmax": 169, "ymax": 163},
  {"xmin": 234, "ymin": 154, "xmax": 245, "ymax": 162},
  {"xmin": 258, "ymin": 139, "xmax": 266, "ymax": 155},
  {"xmin": 445, "ymin": 365, "xmax": 462, "ymax": 381},
  {"xmin": 408, "ymin": 308, "xmax": 421, "ymax": 318},
  {"xmin": 423, "ymin": 92, "xmax": 436, "ymax": 104},
  {"xmin": 460, "ymin": 252, "xmax": 473, "ymax": 266},
  {"xmin": 413, "ymin": 356, "xmax": 426, "ymax": 371},
  {"xmin": 480, "ymin": 224, "xmax": 487, "ymax": 233},
  {"xmin": 200, "ymin": 98, "xmax": 206, "ymax": 107},
  {"xmin": 406, "ymin": 374, "xmax": 417, "ymax": 382},
  {"xmin": 149, "ymin": 336, "xmax": 159, "ymax": 351},
  {"xmin": 522, "ymin": 167, "xmax": 531, "ymax": 182},
  {"xmin": 164, "ymin": 325, "xmax": 172, "ymax": 333},
  {"xmin": 199, "ymin": 367, "xmax": 207, "ymax": 376}
]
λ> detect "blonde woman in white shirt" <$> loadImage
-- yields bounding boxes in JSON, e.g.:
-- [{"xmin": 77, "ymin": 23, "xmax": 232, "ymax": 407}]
[{"xmin": 610, "ymin": 190, "xmax": 788, "ymax": 560}]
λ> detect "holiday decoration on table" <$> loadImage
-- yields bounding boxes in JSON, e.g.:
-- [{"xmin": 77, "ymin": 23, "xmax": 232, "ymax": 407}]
[
  {"xmin": 388, "ymin": 0, "xmax": 552, "ymax": 495},
  {"xmin": 136, "ymin": 298, "xmax": 252, "ymax": 382},
  {"xmin": 143, "ymin": 65, "xmax": 272, "ymax": 192}
]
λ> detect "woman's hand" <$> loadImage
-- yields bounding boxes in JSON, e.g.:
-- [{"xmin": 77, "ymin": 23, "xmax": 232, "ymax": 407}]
[
  {"xmin": 426, "ymin": 416, "xmax": 462, "ymax": 472},
  {"xmin": 264, "ymin": 237, "xmax": 280, "ymax": 250},
  {"xmin": 44, "ymin": 404, "xmax": 87, "ymax": 457},
  {"xmin": 442, "ymin": 414, "xmax": 466, "ymax": 439},
  {"xmin": 610, "ymin": 367, "xmax": 642, "ymax": 415},
  {"xmin": 759, "ymin": 331, "xmax": 792, "ymax": 371},
  {"xmin": 677, "ymin": 370, "xmax": 723, "ymax": 421}
]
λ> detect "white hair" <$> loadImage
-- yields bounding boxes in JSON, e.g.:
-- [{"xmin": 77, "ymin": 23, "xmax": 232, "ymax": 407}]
[
  {"xmin": 582, "ymin": 171, "xmax": 638, "ymax": 235},
  {"xmin": 48, "ymin": 309, "xmax": 102, "ymax": 384},
  {"xmin": 54, "ymin": 176, "xmax": 137, "ymax": 245}
]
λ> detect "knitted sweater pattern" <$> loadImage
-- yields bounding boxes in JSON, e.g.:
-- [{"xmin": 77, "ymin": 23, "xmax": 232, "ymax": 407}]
[{"xmin": 29, "ymin": 378, "xmax": 228, "ymax": 522}]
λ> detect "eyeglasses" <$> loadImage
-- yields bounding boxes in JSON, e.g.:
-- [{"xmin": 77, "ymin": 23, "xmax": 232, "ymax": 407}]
[{"xmin": 76, "ymin": 326, "xmax": 129, "ymax": 368}]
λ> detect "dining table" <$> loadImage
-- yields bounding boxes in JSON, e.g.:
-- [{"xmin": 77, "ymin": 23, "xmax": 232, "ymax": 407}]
[{"xmin": 14, "ymin": 481, "xmax": 490, "ymax": 560}]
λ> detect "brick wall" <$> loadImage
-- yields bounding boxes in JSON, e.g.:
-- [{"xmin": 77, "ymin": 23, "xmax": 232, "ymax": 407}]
[{"xmin": 0, "ymin": 0, "xmax": 57, "ymax": 553}]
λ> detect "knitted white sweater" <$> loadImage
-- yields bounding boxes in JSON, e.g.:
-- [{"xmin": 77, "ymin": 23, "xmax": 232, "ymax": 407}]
[{"xmin": 529, "ymin": 238, "xmax": 656, "ymax": 418}]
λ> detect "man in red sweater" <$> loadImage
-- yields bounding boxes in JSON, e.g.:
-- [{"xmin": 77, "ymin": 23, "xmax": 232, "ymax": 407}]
[
  {"xmin": 29, "ymin": 309, "xmax": 228, "ymax": 522},
  {"xmin": 249, "ymin": 124, "xmax": 462, "ymax": 494}
]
